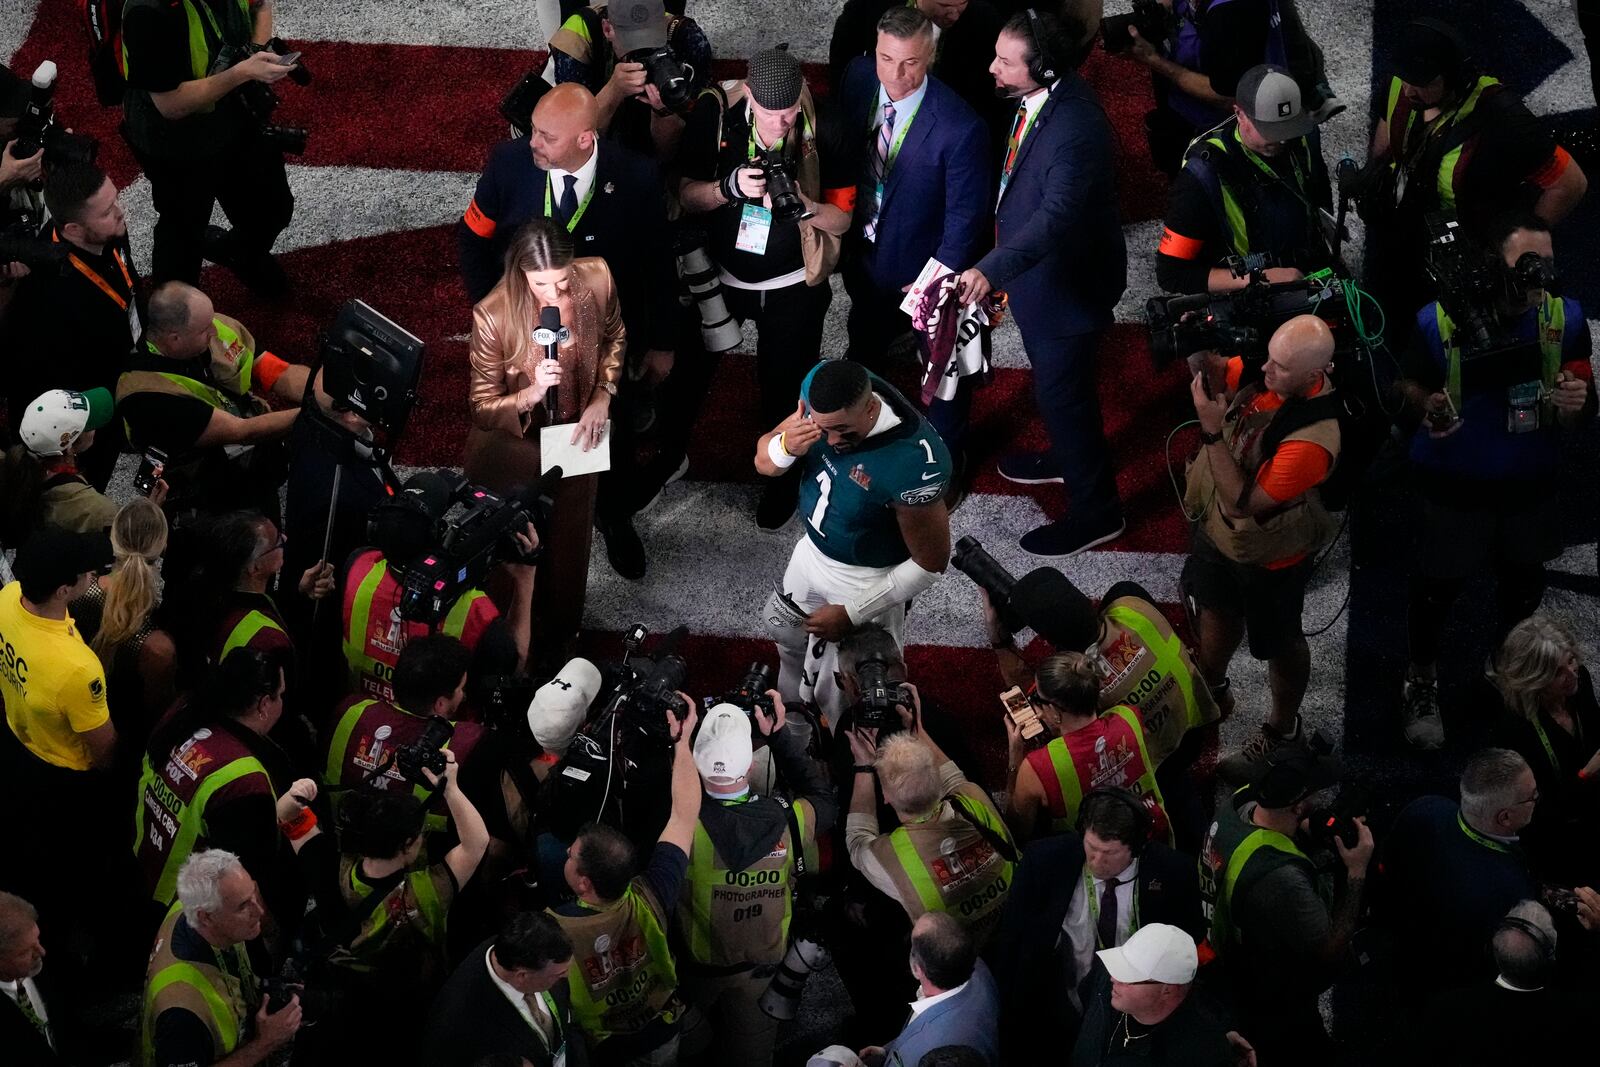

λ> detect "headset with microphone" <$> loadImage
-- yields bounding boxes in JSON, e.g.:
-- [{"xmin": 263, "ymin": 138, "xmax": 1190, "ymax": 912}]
[{"xmin": 1024, "ymin": 7, "xmax": 1059, "ymax": 87}]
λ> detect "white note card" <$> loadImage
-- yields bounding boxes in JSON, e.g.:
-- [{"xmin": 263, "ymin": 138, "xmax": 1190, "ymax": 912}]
[{"xmin": 540, "ymin": 420, "xmax": 612, "ymax": 477}]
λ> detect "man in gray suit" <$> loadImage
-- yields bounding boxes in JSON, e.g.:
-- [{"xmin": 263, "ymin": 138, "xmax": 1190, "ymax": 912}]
[{"xmin": 861, "ymin": 912, "xmax": 999, "ymax": 1066}]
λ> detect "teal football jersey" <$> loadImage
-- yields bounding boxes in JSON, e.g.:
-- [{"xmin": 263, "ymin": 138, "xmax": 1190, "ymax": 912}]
[{"xmin": 796, "ymin": 369, "xmax": 953, "ymax": 567}]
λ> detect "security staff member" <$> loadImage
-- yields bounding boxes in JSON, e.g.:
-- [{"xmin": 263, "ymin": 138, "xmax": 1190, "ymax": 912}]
[
  {"xmin": 549, "ymin": 701, "xmax": 702, "ymax": 1066},
  {"xmin": 116, "ymin": 282, "xmax": 307, "ymax": 519},
  {"xmin": 676, "ymin": 699, "xmax": 837, "ymax": 1067},
  {"xmin": 1198, "ymin": 745, "xmax": 1372, "ymax": 1066},
  {"xmin": 1005, "ymin": 652, "xmax": 1174, "ymax": 846},
  {"xmin": 1183, "ymin": 316, "xmax": 1341, "ymax": 783},
  {"xmin": 119, "ymin": 0, "xmax": 298, "ymax": 289},
  {"xmin": 457, "ymin": 82, "xmax": 676, "ymax": 579},
  {"xmin": 322, "ymin": 634, "xmax": 486, "ymax": 807},
  {"xmin": 1364, "ymin": 18, "xmax": 1587, "ymax": 336},
  {"xmin": 845, "ymin": 702, "xmax": 1016, "ymax": 947},
  {"xmin": 1157, "ymin": 64, "xmax": 1332, "ymax": 295},
  {"xmin": 0, "ymin": 161, "xmax": 139, "ymax": 490},
  {"xmin": 1394, "ymin": 216, "xmax": 1595, "ymax": 750},
  {"xmin": 546, "ymin": 0, "xmax": 712, "ymax": 160},
  {"xmin": 143, "ymin": 850, "xmax": 302, "ymax": 1067},
  {"xmin": 134, "ymin": 649, "xmax": 299, "ymax": 915}
]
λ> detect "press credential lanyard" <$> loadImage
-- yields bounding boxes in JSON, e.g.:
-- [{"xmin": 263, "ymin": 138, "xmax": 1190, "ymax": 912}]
[
  {"xmin": 1082, "ymin": 865, "xmax": 1140, "ymax": 949},
  {"xmin": 544, "ymin": 174, "xmax": 596, "ymax": 233}
]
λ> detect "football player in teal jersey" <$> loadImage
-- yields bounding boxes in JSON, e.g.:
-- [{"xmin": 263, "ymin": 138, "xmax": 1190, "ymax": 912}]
[{"xmin": 754, "ymin": 360, "xmax": 953, "ymax": 719}]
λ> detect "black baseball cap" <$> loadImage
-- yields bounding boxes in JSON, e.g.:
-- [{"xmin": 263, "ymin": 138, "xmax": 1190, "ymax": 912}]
[
  {"xmin": 13, "ymin": 526, "xmax": 114, "ymax": 598},
  {"xmin": 1393, "ymin": 18, "xmax": 1467, "ymax": 86},
  {"xmin": 1250, "ymin": 741, "xmax": 1342, "ymax": 808},
  {"xmin": 1009, "ymin": 567, "xmax": 1099, "ymax": 650}
]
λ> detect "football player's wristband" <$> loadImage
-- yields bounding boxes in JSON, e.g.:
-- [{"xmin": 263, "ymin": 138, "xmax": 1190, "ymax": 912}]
[{"xmin": 768, "ymin": 434, "xmax": 797, "ymax": 469}]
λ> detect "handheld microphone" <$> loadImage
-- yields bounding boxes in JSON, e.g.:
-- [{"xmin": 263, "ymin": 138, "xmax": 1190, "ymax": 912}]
[{"xmin": 531, "ymin": 305, "xmax": 571, "ymax": 417}]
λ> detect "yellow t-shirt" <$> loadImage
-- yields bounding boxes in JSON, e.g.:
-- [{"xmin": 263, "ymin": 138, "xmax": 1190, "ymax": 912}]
[{"xmin": 0, "ymin": 582, "xmax": 110, "ymax": 770}]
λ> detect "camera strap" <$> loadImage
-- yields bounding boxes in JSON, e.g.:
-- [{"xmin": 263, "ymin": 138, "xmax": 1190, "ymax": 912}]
[
  {"xmin": 951, "ymin": 794, "xmax": 1020, "ymax": 864},
  {"xmin": 773, "ymin": 796, "xmax": 808, "ymax": 878}
]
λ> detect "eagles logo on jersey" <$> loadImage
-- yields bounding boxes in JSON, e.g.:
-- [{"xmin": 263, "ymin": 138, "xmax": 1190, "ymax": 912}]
[{"xmin": 796, "ymin": 366, "xmax": 953, "ymax": 568}]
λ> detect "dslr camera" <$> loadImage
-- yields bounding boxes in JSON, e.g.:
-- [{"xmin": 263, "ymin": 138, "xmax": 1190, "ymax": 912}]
[
  {"xmin": 395, "ymin": 715, "xmax": 454, "ymax": 785},
  {"xmin": 627, "ymin": 44, "xmax": 696, "ymax": 114},
  {"xmin": 852, "ymin": 654, "xmax": 908, "ymax": 731},
  {"xmin": 1102, "ymin": 0, "xmax": 1175, "ymax": 53},
  {"xmin": 753, "ymin": 147, "xmax": 812, "ymax": 224},
  {"xmin": 11, "ymin": 61, "xmax": 98, "ymax": 170},
  {"xmin": 713, "ymin": 662, "xmax": 776, "ymax": 721},
  {"xmin": 219, "ymin": 38, "xmax": 310, "ymax": 155}
]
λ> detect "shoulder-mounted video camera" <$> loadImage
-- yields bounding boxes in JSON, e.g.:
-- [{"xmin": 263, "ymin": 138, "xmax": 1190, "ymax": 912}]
[
  {"xmin": 1425, "ymin": 214, "xmax": 1558, "ymax": 357},
  {"xmin": 605, "ymin": 624, "xmax": 691, "ymax": 744},
  {"xmin": 1145, "ymin": 268, "xmax": 1357, "ymax": 368}
]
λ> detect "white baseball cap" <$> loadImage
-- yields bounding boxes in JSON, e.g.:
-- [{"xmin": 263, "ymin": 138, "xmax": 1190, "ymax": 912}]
[
  {"xmin": 525, "ymin": 658, "xmax": 602, "ymax": 755},
  {"xmin": 1096, "ymin": 923, "xmax": 1198, "ymax": 985},
  {"xmin": 19, "ymin": 387, "xmax": 115, "ymax": 457},
  {"xmin": 693, "ymin": 703, "xmax": 753, "ymax": 784}
]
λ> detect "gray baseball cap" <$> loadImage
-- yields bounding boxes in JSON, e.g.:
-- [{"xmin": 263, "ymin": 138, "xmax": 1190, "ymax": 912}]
[
  {"xmin": 1236, "ymin": 64, "xmax": 1313, "ymax": 143},
  {"xmin": 605, "ymin": 0, "xmax": 669, "ymax": 56}
]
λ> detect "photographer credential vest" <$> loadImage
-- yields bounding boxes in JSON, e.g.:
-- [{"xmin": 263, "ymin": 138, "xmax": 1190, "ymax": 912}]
[
  {"xmin": 552, "ymin": 880, "xmax": 682, "ymax": 1045},
  {"xmin": 1198, "ymin": 792, "xmax": 1313, "ymax": 959},
  {"xmin": 1098, "ymin": 595, "xmax": 1219, "ymax": 767},
  {"xmin": 141, "ymin": 904, "xmax": 255, "ymax": 1066},
  {"xmin": 121, "ymin": 0, "xmax": 254, "ymax": 158}
]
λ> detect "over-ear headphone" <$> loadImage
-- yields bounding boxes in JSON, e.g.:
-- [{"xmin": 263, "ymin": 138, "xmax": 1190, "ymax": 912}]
[
  {"xmin": 1077, "ymin": 787, "xmax": 1155, "ymax": 856},
  {"xmin": 1024, "ymin": 8, "xmax": 1058, "ymax": 87},
  {"xmin": 1494, "ymin": 914, "xmax": 1557, "ymax": 966}
]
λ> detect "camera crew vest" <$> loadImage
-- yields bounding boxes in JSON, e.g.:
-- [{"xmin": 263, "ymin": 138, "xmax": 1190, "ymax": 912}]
[
  {"xmin": 1434, "ymin": 294, "xmax": 1565, "ymax": 412},
  {"xmin": 215, "ymin": 595, "xmax": 289, "ymax": 664},
  {"xmin": 703, "ymin": 80, "xmax": 841, "ymax": 285},
  {"xmin": 1183, "ymin": 380, "xmax": 1341, "ymax": 567},
  {"xmin": 120, "ymin": 0, "xmax": 253, "ymax": 156},
  {"xmin": 1198, "ymin": 793, "xmax": 1312, "ymax": 957},
  {"xmin": 1099, "ymin": 598, "xmax": 1219, "ymax": 767},
  {"xmin": 117, "ymin": 314, "xmax": 269, "ymax": 450},
  {"xmin": 322, "ymin": 697, "xmax": 484, "ymax": 830},
  {"xmin": 867, "ymin": 785, "xmax": 1015, "ymax": 942},
  {"xmin": 327, "ymin": 856, "xmax": 454, "ymax": 979},
  {"xmin": 134, "ymin": 725, "xmax": 275, "ymax": 905},
  {"xmin": 553, "ymin": 881, "xmax": 681, "ymax": 1045},
  {"xmin": 1382, "ymin": 74, "xmax": 1501, "ymax": 216},
  {"xmin": 141, "ymin": 903, "xmax": 255, "ymax": 1067},
  {"xmin": 1024, "ymin": 706, "xmax": 1174, "ymax": 844},
  {"xmin": 1168, "ymin": 0, "xmax": 1289, "ymax": 131},
  {"xmin": 678, "ymin": 798, "xmax": 814, "ymax": 969},
  {"xmin": 1180, "ymin": 119, "xmax": 1324, "ymax": 263},
  {"xmin": 340, "ymin": 549, "xmax": 496, "ymax": 701}
]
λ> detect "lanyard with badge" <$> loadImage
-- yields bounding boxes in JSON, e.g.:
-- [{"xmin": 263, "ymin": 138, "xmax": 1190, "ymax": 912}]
[
  {"xmin": 734, "ymin": 109, "xmax": 798, "ymax": 256},
  {"xmin": 1457, "ymin": 811, "xmax": 1513, "ymax": 854},
  {"xmin": 55, "ymin": 231, "xmax": 140, "ymax": 336},
  {"xmin": 527, "ymin": 988, "xmax": 566, "ymax": 1067},
  {"xmin": 1082, "ymin": 865, "xmax": 1140, "ymax": 949},
  {"xmin": 867, "ymin": 90, "xmax": 922, "ymax": 196},
  {"xmin": 543, "ymin": 174, "xmax": 595, "ymax": 233}
]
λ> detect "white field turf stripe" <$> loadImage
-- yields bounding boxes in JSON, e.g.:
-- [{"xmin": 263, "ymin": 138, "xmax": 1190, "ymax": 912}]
[{"xmin": 0, "ymin": 0, "xmax": 41, "ymax": 67}]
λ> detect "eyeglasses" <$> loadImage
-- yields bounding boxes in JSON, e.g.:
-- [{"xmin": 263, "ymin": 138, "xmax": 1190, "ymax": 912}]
[{"xmin": 251, "ymin": 532, "xmax": 286, "ymax": 562}]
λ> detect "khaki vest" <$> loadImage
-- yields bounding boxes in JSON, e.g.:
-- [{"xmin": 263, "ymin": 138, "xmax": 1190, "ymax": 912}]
[
  {"xmin": 140, "ymin": 904, "xmax": 255, "ymax": 1067},
  {"xmin": 1184, "ymin": 382, "xmax": 1342, "ymax": 566},
  {"xmin": 116, "ymin": 314, "xmax": 270, "ymax": 446},
  {"xmin": 1098, "ymin": 596, "xmax": 1220, "ymax": 767},
  {"xmin": 678, "ymin": 799, "xmax": 814, "ymax": 968},
  {"xmin": 552, "ymin": 882, "xmax": 681, "ymax": 1044}
]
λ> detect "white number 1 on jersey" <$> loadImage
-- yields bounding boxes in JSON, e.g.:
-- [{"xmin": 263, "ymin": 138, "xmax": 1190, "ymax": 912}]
[
  {"xmin": 808, "ymin": 471, "xmax": 832, "ymax": 536},
  {"xmin": 919, "ymin": 438, "xmax": 936, "ymax": 464}
]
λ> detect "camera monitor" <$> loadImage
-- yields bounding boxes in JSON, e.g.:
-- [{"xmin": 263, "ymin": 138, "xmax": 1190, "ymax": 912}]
[{"xmin": 319, "ymin": 299, "xmax": 425, "ymax": 440}]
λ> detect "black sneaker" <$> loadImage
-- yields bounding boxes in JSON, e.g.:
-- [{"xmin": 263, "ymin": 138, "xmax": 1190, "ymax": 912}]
[
  {"xmin": 1019, "ymin": 513, "xmax": 1125, "ymax": 557},
  {"xmin": 600, "ymin": 518, "xmax": 647, "ymax": 580},
  {"xmin": 756, "ymin": 476, "xmax": 798, "ymax": 530},
  {"xmin": 998, "ymin": 451, "xmax": 1063, "ymax": 485},
  {"xmin": 1402, "ymin": 676, "xmax": 1446, "ymax": 750}
]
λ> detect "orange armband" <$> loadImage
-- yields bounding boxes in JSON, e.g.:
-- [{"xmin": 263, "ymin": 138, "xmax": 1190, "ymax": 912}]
[
  {"xmin": 463, "ymin": 198, "xmax": 497, "ymax": 238},
  {"xmin": 1158, "ymin": 227, "xmax": 1204, "ymax": 260},
  {"xmin": 822, "ymin": 186, "xmax": 857, "ymax": 212},
  {"xmin": 255, "ymin": 352, "xmax": 291, "ymax": 393}
]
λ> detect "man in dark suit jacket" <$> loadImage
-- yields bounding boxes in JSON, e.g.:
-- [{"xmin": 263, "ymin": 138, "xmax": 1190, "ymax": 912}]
[
  {"xmin": 421, "ymin": 913, "xmax": 587, "ymax": 1067},
  {"xmin": 457, "ymin": 82, "xmax": 677, "ymax": 579},
  {"xmin": 0, "ymin": 892, "xmax": 70, "ymax": 1067},
  {"xmin": 986, "ymin": 794, "xmax": 1204, "ymax": 1060},
  {"xmin": 837, "ymin": 6, "xmax": 991, "ymax": 454},
  {"xmin": 958, "ymin": 10, "xmax": 1128, "ymax": 558}
]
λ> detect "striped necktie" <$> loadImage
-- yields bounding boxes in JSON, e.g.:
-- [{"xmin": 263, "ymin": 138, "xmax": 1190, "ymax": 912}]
[
  {"xmin": 1002, "ymin": 103, "xmax": 1028, "ymax": 181},
  {"xmin": 863, "ymin": 101, "xmax": 896, "ymax": 242}
]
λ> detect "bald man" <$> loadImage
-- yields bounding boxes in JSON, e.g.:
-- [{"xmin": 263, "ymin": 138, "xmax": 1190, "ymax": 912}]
[
  {"xmin": 457, "ymin": 79, "xmax": 678, "ymax": 579},
  {"xmin": 1180, "ymin": 315, "xmax": 1343, "ymax": 782}
]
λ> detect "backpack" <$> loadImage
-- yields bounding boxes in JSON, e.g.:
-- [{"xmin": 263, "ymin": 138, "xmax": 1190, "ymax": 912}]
[{"xmin": 78, "ymin": 0, "xmax": 126, "ymax": 106}]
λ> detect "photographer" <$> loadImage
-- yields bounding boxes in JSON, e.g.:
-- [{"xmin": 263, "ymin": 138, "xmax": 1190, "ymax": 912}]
[
  {"xmin": 0, "ymin": 162, "xmax": 139, "ymax": 490},
  {"xmin": 675, "ymin": 698, "xmax": 836, "ymax": 1067},
  {"xmin": 1198, "ymin": 742, "xmax": 1374, "ymax": 1065},
  {"xmin": 548, "ymin": 701, "xmax": 702, "ymax": 1066},
  {"xmin": 1183, "ymin": 315, "xmax": 1340, "ymax": 783},
  {"xmin": 1156, "ymin": 64, "xmax": 1332, "ymax": 296},
  {"xmin": 341, "ymin": 472, "xmax": 534, "ymax": 704},
  {"xmin": 0, "ymin": 66, "xmax": 45, "ymax": 317},
  {"xmin": 1362, "ymin": 18, "xmax": 1588, "ymax": 333},
  {"xmin": 143, "ymin": 850, "xmax": 302, "ymax": 1067},
  {"xmin": 546, "ymin": 0, "xmax": 711, "ymax": 162},
  {"xmin": 681, "ymin": 48, "xmax": 853, "ymax": 528},
  {"xmin": 1393, "ymin": 215, "xmax": 1594, "ymax": 750},
  {"xmin": 1004, "ymin": 652, "xmax": 1174, "ymax": 847},
  {"xmin": 2, "ymin": 388, "xmax": 123, "ymax": 543},
  {"xmin": 282, "ymin": 753, "xmax": 489, "ymax": 1062},
  {"xmin": 120, "ymin": 0, "xmax": 298, "ymax": 289},
  {"xmin": 845, "ymin": 692, "xmax": 1015, "ymax": 947},
  {"xmin": 116, "ymin": 282, "xmax": 311, "ymax": 520},
  {"xmin": 134, "ymin": 648, "xmax": 306, "ymax": 923}
]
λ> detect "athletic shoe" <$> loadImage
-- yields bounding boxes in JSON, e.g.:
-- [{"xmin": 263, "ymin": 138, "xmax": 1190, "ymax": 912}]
[
  {"xmin": 997, "ymin": 451, "xmax": 1064, "ymax": 485},
  {"xmin": 1019, "ymin": 514, "xmax": 1125, "ymax": 557},
  {"xmin": 756, "ymin": 477, "xmax": 798, "ymax": 531},
  {"xmin": 1217, "ymin": 715, "xmax": 1302, "ymax": 786},
  {"xmin": 600, "ymin": 518, "xmax": 646, "ymax": 581},
  {"xmin": 1402, "ymin": 676, "xmax": 1446, "ymax": 750}
]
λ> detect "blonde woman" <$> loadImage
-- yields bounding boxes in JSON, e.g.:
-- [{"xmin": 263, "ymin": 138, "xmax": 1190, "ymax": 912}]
[
  {"xmin": 71, "ymin": 498, "xmax": 178, "ymax": 769},
  {"xmin": 1485, "ymin": 615, "xmax": 1600, "ymax": 884}
]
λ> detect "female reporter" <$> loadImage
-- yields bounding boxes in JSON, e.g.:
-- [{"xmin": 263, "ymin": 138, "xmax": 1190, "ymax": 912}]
[{"xmin": 465, "ymin": 218, "xmax": 624, "ymax": 647}]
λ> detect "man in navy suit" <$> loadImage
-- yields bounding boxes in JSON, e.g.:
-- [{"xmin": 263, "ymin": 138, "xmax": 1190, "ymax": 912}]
[
  {"xmin": 839, "ymin": 6, "xmax": 991, "ymax": 455},
  {"xmin": 862, "ymin": 912, "xmax": 1000, "ymax": 1066},
  {"xmin": 957, "ymin": 10, "xmax": 1128, "ymax": 557},
  {"xmin": 457, "ymin": 82, "xmax": 678, "ymax": 579}
]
